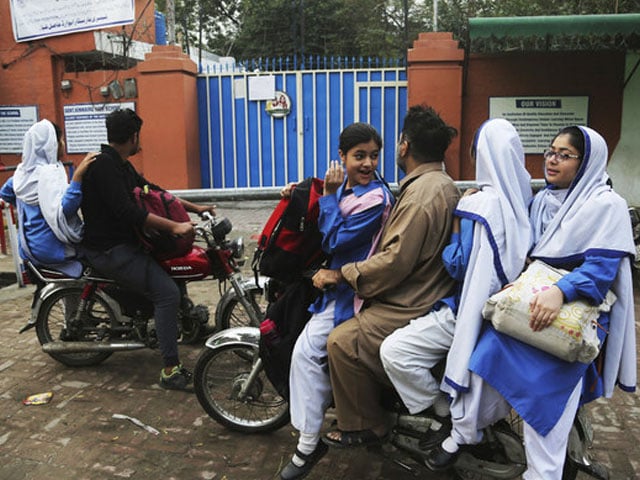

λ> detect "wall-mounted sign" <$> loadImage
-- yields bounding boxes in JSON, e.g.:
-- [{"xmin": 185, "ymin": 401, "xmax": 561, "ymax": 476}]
[
  {"xmin": 10, "ymin": 0, "xmax": 135, "ymax": 42},
  {"xmin": 489, "ymin": 96, "xmax": 589, "ymax": 154},
  {"xmin": 63, "ymin": 102, "xmax": 135, "ymax": 153},
  {"xmin": 0, "ymin": 105, "xmax": 38, "ymax": 153},
  {"xmin": 266, "ymin": 91, "xmax": 291, "ymax": 118},
  {"xmin": 248, "ymin": 76, "xmax": 275, "ymax": 101}
]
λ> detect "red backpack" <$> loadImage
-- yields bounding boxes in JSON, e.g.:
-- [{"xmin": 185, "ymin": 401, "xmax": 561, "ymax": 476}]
[
  {"xmin": 133, "ymin": 185, "xmax": 194, "ymax": 260},
  {"xmin": 252, "ymin": 177, "xmax": 326, "ymax": 283}
]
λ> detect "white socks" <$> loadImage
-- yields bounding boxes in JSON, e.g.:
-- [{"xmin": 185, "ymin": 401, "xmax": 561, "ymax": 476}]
[
  {"xmin": 292, "ymin": 432, "xmax": 321, "ymax": 467},
  {"xmin": 442, "ymin": 436, "xmax": 459, "ymax": 454}
]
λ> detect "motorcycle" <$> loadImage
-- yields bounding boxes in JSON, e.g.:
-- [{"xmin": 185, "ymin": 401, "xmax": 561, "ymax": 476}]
[
  {"xmin": 21, "ymin": 212, "xmax": 266, "ymax": 367},
  {"xmin": 194, "ymin": 321, "xmax": 608, "ymax": 480}
]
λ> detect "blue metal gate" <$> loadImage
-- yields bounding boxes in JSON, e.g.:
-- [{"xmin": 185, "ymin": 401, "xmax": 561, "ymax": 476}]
[{"xmin": 197, "ymin": 59, "xmax": 407, "ymax": 189}]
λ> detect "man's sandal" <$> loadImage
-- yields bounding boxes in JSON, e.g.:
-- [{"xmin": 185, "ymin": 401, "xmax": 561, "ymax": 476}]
[{"xmin": 322, "ymin": 429, "xmax": 389, "ymax": 449}]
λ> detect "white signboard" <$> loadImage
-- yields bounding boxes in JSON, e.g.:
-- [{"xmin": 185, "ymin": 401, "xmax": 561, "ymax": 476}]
[
  {"xmin": 10, "ymin": 0, "xmax": 135, "ymax": 42},
  {"xmin": 0, "ymin": 105, "xmax": 38, "ymax": 153},
  {"xmin": 489, "ymin": 96, "xmax": 589, "ymax": 154},
  {"xmin": 63, "ymin": 102, "xmax": 135, "ymax": 154},
  {"xmin": 248, "ymin": 76, "xmax": 276, "ymax": 101}
]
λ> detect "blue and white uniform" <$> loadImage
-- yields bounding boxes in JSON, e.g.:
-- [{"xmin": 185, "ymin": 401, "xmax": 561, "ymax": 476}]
[
  {"xmin": 463, "ymin": 126, "xmax": 636, "ymax": 479},
  {"xmin": 0, "ymin": 120, "xmax": 84, "ymax": 277},
  {"xmin": 289, "ymin": 178, "xmax": 393, "ymax": 435},
  {"xmin": 380, "ymin": 118, "xmax": 532, "ymax": 416}
]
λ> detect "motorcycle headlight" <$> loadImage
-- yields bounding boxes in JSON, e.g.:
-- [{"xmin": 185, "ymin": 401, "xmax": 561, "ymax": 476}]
[
  {"xmin": 231, "ymin": 237, "xmax": 245, "ymax": 260},
  {"xmin": 211, "ymin": 217, "xmax": 232, "ymax": 241}
]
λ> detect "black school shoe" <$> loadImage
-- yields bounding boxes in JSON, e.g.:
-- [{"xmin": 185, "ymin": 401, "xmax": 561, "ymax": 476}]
[
  {"xmin": 423, "ymin": 443, "xmax": 459, "ymax": 471},
  {"xmin": 418, "ymin": 414, "xmax": 452, "ymax": 450},
  {"xmin": 280, "ymin": 442, "xmax": 329, "ymax": 480}
]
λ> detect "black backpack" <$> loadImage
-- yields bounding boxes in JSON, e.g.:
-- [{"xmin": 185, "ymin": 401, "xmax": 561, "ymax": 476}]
[{"xmin": 258, "ymin": 278, "xmax": 320, "ymax": 401}]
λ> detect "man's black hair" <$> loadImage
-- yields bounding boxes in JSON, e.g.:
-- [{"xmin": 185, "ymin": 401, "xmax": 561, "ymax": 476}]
[
  {"xmin": 401, "ymin": 105, "xmax": 457, "ymax": 163},
  {"xmin": 106, "ymin": 108, "xmax": 143, "ymax": 144}
]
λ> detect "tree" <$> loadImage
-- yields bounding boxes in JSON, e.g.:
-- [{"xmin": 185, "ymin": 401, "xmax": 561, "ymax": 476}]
[{"xmin": 155, "ymin": 0, "xmax": 640, "ymax": 61}]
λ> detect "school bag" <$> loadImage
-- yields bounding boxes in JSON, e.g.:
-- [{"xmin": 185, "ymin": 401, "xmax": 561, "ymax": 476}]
[
  {"xmin": 251, "ymin": 177, "xmax": 327, "ymax": 284},
  {"xmin": 258, "ymin": 278, "xmax": 320, "ymax": 401},
  {"xmin": 132, "ymin": 185, "xmax": 194, "ymax": 260}
]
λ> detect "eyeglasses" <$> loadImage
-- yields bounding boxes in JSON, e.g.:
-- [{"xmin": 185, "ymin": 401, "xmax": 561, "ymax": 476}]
[{"xmin": 543, "ymin": 148, "xmax": 581, "ymax": 163}]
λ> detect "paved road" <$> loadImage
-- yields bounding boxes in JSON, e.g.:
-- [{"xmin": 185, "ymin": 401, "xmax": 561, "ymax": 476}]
[{"xmin": 1, "ymin": 200, "xmax": 639, "ymax": 480}]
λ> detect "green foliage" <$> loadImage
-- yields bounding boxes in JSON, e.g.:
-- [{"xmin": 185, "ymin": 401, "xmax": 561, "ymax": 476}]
[{"xmin": 155, "ymin": 0, "xmax": 640, "ymax": 60}]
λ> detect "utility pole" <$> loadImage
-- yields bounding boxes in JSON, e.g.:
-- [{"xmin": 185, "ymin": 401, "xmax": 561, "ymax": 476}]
[
  {"xmin": 403, "ymin": 0, "xmax": 409, "ymax": 49},
  {"xmin": 433, "ymin": 0, "xmax": 438, "ymax": 32},
  {"xmin": 167, "ymin": 0, "xmax": 176, "ymax": 45}
]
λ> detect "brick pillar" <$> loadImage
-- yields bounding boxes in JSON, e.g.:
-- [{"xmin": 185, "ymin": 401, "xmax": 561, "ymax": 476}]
[
  {"xmin": 137, "ymin": 45, "xmax": 201, "ymax": 189},
  {"xmin": 407, "ymin": 32, "xmax": 464, "ymax": 179}
]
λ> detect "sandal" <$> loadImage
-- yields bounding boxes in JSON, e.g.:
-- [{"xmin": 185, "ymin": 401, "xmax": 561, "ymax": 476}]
[{"xmin": 322, "ymin": 429, "xmax": 388, "ymax": 449}]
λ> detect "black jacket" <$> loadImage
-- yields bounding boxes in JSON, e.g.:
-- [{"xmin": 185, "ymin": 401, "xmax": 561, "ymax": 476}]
[{"xmin": 81, "ymin": 145, "xmax": 157, "ymax": 250}]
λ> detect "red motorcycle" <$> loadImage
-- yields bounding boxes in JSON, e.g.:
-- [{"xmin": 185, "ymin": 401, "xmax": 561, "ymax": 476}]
[{"xmin": 21, "ymin": 213, "xmax": 266, "ymax": 367}]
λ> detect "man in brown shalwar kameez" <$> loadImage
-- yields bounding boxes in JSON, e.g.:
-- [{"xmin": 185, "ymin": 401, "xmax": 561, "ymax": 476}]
[{"xmin": 311, "ymin": 105, "xmax": 461, "ymax": 447}]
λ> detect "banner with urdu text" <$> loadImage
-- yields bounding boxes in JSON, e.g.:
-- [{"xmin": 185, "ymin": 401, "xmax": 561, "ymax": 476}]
[{"xmin": 10, "ymin": 0, "xmax": 135, "ymax": 42}]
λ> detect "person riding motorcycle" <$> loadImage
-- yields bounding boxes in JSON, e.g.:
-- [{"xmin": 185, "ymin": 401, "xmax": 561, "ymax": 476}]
[
  {"xmin": 379, "ymin": 118, "xmax": 532, "ymax": 450},
  {"xmin": 0, "ymin": 119, "xmax": 96, "ymax": 278},
  {"xmin": 78, "ymin": 108, "xmax": 215, "ymax": 391},
  {"xmin": 311, "ymin": 105, "xmax": 460, "ymax": 449},
  {"xmin": 278, "ymin": 122, "xmax": 394, "ymax": 480},
  {"xmin": 427, "ymin": 126, "xmax": 636, "ymax": 479}
]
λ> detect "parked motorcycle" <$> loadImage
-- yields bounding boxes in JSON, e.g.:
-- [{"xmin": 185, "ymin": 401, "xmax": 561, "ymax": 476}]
[
  {"xmin": 21, "ymin": 213, "xmax": 265, "ymax": 367},
  {"xmin": 194, "ymin": 323, "xmax": 608, "ymax": 480}
]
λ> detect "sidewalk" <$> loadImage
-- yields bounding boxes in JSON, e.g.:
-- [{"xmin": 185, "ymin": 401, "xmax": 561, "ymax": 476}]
[{"xmin": 1, "ymin": 200, "xmax": 639, "ymax": 480}]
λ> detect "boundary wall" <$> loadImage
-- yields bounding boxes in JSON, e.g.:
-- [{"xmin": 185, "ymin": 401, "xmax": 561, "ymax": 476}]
[{"xmin": 0, "ymin": 6, "xmax": 633, "ymax": 192}]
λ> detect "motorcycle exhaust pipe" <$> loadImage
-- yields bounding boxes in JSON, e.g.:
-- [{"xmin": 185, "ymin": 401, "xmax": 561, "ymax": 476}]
[{"xmin": 42, "ymin": 341, "xmax": 147, "ymax": 353}]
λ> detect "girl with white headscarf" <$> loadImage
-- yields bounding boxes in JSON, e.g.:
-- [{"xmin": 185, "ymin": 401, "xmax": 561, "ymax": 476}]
[
  {"xmin": 380, "ymin": 118, "xmax": 532, "ymax": 429},
  {"xmin": 427, "ymin": 126, "xmax": 636, "ymax": 479},
  {"xmin": 0, "ymin": 119, "xmax": 96, "ymax": 277}
]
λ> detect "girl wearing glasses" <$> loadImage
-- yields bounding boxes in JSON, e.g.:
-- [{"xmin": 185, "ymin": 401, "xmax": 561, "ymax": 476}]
[{"xmin": 427, "ymin": 126, "xmax": 636, "ymax": 479}]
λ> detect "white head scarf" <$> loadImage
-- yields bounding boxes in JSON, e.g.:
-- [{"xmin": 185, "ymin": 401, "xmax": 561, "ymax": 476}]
[
  {"xmin": 530, "ymin": 126, "xmax": 636, "ymax": 396},
  {"xmin": 13, "ymin": 119, "xmax": 83, "ymax": 245},
  {"xmin": 13, "ymin": 120, "xmax": 59, "ymax": 203},
  {"xmin": 444, "ymin": 118, "xmax": 533, "ymax": 393}
]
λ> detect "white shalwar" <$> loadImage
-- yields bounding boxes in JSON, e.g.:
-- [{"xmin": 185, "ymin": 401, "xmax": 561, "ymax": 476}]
[
  {"xmin": 380, "ymin": 305, "xmax": 456, "ymax": 414},
  {"xmin": 289, "ymin": 302, "xmax": 336, "ymax": 434}
]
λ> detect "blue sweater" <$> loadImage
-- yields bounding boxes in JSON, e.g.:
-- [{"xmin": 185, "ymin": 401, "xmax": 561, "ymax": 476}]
[{"xmin": 309, "ymin": 179, "xmax": 392, "ymax": 325}]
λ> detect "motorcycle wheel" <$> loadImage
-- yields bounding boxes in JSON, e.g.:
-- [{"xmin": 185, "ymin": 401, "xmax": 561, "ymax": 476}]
[
  {"xmin": 194, "ymin": 343, "xmax": 290, "ymax": 433},
  {"xmin": 215, "ymin": 285, "xmax": 266, "ymax": 330},
  {"xmin": 35, "ymin": 287, "xmax": 114, "ymax": 367}
]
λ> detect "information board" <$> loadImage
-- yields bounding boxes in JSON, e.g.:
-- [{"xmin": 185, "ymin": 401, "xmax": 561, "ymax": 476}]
[
  {"xmin": 0, "ymin": 105, "xmax": 38, "ymax": 153},
  {"xmin": 63, "ymin": 102, "xmax": 135, "ymax": 154},
  {"xmin": 10, "ymin": 0, "xmax": 135, "ymax": 42},
  {"xmin": 489, "ymin": 96, "xmax": 589, "ymax": 154}
]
